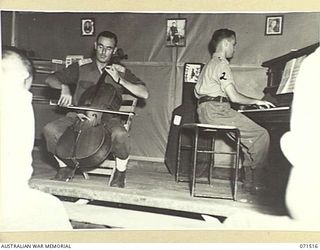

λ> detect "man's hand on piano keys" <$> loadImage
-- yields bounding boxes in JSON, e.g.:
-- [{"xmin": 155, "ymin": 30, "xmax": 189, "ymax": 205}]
[{"xmin": 255, "ymin": 100, "xmax": 276, "ymax": 109}]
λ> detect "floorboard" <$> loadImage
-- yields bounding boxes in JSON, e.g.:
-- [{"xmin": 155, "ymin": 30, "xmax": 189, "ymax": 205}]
[{"xmin": 29, "ymin": 147, "xmax": 288, "ymax": 228}]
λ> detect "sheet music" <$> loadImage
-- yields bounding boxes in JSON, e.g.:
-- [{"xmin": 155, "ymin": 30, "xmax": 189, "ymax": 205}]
[{"xmin": 276, "ymin": 55, "xmax": 306, "ymax": 94}]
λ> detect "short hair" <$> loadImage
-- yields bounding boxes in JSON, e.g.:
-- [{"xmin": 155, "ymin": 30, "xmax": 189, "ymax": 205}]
[
  {"xmin": 96, "ymin": 31, "xmax": 118, "ymax": 47},
  {"xmin": 208, "ymin": 29, "xmax": 236, "ymax": 55},
  {"xmin": 2, "ymin": 46, "xmax": 34, "ymax": 77}
]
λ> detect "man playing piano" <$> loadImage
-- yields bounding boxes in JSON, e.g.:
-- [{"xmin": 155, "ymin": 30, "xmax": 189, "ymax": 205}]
[
  {"xmin": 194, "ymin": 29, "xmax": 275, "ymax": 194},
  {"xmin": 43, "ymin": 30, "xmax": 149, "ymax": 188}
]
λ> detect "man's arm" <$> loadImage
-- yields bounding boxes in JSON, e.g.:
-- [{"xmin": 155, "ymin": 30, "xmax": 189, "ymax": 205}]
[
  {"xmin": 106, "ymin": 64, "xmax": 149, "ymax": 99},
  {"xmin": 225, "ymin": 84, "xmax": 274, "ymax": 108},
  {"xmin": 217, "ymin": 63, "xmax": 274, "ymax": 108},
  {"xmin": 45, "ymin": 63, "xmax": 79, "ymax": 106},
  {"xmin": 118, "ymin": 77, "xmax": 149, "ymax": 99}
]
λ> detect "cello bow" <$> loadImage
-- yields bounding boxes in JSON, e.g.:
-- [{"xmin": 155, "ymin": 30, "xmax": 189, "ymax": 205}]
[{"xmin": 49, "ymin": 99, "xmax": 134, "ymax": 116}]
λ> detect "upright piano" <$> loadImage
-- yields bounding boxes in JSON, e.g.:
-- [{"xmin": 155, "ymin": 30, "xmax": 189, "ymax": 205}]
[
  {"xmin": 240, "ymin": 42, "xmax": 319, "ymax": 128},
  {"xmin": 239, "ymin": 42, "xmax": 319, "ymax": 194}
]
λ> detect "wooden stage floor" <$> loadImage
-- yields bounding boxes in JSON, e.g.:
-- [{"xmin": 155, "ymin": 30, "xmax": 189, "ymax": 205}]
[{"xmin": 29, "ymin": 148, "xmax": 288, "ymax": 229}]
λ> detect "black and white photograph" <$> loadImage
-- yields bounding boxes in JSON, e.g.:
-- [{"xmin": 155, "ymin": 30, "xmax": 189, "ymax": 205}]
[
  {"xmin": 183, "ymin": 63, "xmax": 204, "ymax": 83},
  {"xmin": 166, "ymin": 18, "xmax": 186, "ymax": 47},
  {"xmin": 1, "ymin": 6, "xmax": 320, "ymax": 242},
  {"xmin": 265, "ymin": 15, "xmax": 283, "ymax": 35},
  {"xmin": 81, "ymin": 18, "xmax": 95, "ymax": 36}
]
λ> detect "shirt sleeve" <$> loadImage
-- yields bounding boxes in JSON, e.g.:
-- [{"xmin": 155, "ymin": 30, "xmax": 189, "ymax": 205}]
[
  {"xmin": 216, "ymin": 62, "xmax": 235, "ymax": 91},
  {"xmin": 123, "ymin": 67, "xmax": 146, "ymax": 86},
  {"xmin": 52, "ymin": 63, "xmax": 79, "ymax": 85}
]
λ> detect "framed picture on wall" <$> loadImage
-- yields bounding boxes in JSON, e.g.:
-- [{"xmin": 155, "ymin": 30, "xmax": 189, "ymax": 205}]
[
  {"xmin": 265, "ymin": 15, "xmax": 283, "ymax": 35},
  {"xmin": 81, "ymin": 18, "xmax": 95, "ymax": 36},
  {"xmin": 166, "ymin": 18, "xmax": 187, "ymax": 47},
  {"xmin": 183, "ymin": 63, "xmax": 204, "ymax": 84}
]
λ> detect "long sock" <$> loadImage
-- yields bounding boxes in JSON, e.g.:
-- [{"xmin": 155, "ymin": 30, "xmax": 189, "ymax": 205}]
[{"xmin": 116, "ymin": 157, "xmax": 129, "ymax": 172}]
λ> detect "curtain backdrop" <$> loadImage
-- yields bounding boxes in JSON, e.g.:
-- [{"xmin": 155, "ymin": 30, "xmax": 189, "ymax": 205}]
[{"xmin": 3, "ymin": 11, "xmax": 319, "ymax": 160}]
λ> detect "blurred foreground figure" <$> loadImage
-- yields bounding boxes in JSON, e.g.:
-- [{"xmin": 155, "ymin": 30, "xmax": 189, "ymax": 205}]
[
  {"xmin": 223, "ymin": 47, "xmax": 320, "ymax": 230},
  {"xmin": 0, "ymin": 47, "xmax": 72, "ymax": 231},
  {"xmin": 281, "ymin": 47, "xmax": 320, "ymax": 226}
]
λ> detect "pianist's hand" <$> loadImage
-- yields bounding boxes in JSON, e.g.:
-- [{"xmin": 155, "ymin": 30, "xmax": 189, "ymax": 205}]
[{"xmin": 255, "ymin": 100, "xmax": 275, "ymax": 109}]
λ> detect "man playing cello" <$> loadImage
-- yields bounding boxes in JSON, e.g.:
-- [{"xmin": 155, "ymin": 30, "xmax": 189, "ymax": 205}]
[{"xmin": 43, "ymin": 30, "xmax": 149, "ymax": 188}]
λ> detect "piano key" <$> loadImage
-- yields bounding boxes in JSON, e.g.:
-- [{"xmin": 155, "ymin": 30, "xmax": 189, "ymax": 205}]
[{"xmin": 238, "ymin": 106, "xmax": 290, "ymax": 113}]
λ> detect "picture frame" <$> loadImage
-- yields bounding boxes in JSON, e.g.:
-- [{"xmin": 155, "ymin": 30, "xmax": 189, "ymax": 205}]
[
  {"xmin": 265, "ymin": 15, "xmax": 283, "ymax": 36},
  {"xmin": 166, "ymin": 18, "xmax": 187, "ymax": 47},
  {"xmin": 81, "ymin": 18, "xmax": 95, "ymax": 36},
  {"xmin": 183, "ymin": 63, "xmax": 204, "ymax": 84}
]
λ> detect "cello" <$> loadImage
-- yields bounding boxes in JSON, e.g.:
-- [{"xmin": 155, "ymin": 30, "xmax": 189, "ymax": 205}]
[{"xmin": 54, "ymin": 49, "xmax": 128, "ymax": 181}]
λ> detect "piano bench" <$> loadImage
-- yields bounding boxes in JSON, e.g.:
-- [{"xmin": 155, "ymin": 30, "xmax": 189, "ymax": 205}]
[{"xmin": 175, "ymin": 123, "xmax": 241, "ymax": 201}]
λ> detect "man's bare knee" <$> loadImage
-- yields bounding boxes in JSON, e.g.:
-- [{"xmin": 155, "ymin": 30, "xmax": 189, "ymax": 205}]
[{"xmin": 111, "ymin": 127, "xmax": 129, "ymax": 143}]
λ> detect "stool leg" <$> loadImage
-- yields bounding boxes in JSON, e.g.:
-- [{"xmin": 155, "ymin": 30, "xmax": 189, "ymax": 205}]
[
  {"xmin": 233, "ymin": 131, "xmax": 241, "ymax": 201},
  {"xmin": 191, "ymin": 127, "xmax": 199, "ymax": 197},
  {"xmin": 208, "ymin": 136, "xmax": 215, "ymax": 185},
  {"xmin": 176, "ymin": 128, "xmax": 183, "ymax": 182}
]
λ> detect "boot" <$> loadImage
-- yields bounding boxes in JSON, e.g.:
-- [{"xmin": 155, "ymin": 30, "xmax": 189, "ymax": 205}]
[
  {"xmin": 242, "ymin": 166, "xmax": 253, "ymax": 192},
  {"xmin": 109, "ymin": 169, "xmax": 126, "ymax": 188},
  {"xmin": 53, "ymin": 166, "xmax": 76, "ymax": 182}
]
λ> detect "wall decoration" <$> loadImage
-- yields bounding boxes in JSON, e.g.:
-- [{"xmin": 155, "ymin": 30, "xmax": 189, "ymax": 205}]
[
  {"xmin": 166, "ymin": 18, "xmax": 187, "ymax": 47},
  {"xmin": 81, "ymin": 18, "xmax": 95, "ymax": 36},
  {"xmin": 265, "ymin": 15, "xmax": 283, "ymax": 36},
  {"xmin": 183, "ymin": 63, "xmax": 204, "ymax": 84},
  {"xmin": 65, "ymin": 55, "xmax": 84, "ymax": 67}
]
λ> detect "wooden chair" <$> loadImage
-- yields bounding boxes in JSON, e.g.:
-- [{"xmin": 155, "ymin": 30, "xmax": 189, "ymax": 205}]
[{"xmin": 82, "ymin": 94, "xmax": 137, "ymax": 179}]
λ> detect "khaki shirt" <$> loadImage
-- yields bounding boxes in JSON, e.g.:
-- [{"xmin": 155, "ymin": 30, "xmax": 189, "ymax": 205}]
[
  {"xmin": 194, "ymin": 53, "xmax": 235, "ymax": 99},
  {"xmin": 53, "ymin": 59, "xmax": 145, "ymax": 105}
]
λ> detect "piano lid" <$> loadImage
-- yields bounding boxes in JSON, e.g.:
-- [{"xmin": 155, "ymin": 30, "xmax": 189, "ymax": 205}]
[
  {"xmin": 261, "ymin": 42, "xmax": 319, "ymax": 107},
  {"xmin": 262, "ymin": 42, "xmax": 319, "ymax": 68}
]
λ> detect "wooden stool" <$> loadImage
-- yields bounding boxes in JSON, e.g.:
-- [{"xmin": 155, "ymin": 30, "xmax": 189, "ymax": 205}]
[{"xmin": 176, "ymin": 123, "xmax": 241, "ymax": 201}]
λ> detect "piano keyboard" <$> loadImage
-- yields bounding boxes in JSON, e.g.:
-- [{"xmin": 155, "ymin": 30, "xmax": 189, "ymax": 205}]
[{"xmin": 238, "ymin": 106, "xmax": 290, "ymax": 113}]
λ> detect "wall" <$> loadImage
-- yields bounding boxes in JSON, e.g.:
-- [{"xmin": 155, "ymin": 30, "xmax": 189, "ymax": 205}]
[
  {"xmin": 1, "ymin": 11, "xmax": 12, "ymax": 46},
  {"xmin": 1, "ymin": 11, "xmax": 319, "ymax": 161}
]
